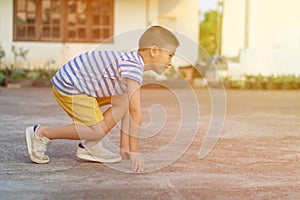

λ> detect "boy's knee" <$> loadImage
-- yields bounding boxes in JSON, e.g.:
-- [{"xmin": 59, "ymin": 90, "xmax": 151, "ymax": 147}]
[{"xmin": 89, "ymin": 123, "xmax": 107, "ymax": 139}]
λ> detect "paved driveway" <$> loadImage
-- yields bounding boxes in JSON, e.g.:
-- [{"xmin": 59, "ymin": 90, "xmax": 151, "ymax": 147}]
[{"xmin": 0, "ymin": 87, "xmax": 299, "ymax": 199}]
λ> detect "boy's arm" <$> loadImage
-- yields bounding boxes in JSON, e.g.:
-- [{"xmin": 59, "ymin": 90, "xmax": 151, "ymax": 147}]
[
  {"xmin": 120, "ymin": 111, "xmax": 130, "ymax": 159},
  {"xmin": 126, "ymin": 78, "xmax": 142, "ymax": 151},
  {"xmin": 126, "ymin": 78, "xmax": 144, "ymax": 171}
]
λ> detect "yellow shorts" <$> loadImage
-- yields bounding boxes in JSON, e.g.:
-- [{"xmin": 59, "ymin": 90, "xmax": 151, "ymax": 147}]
[{"xmin": 52, "ymin": 86, "xmax": 111, "ymax": 126}]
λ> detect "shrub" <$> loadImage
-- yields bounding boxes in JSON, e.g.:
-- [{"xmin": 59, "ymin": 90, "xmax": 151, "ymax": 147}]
[{"xmin": 223, "ymin": 74, "xmax": 300, "ymax": 90}]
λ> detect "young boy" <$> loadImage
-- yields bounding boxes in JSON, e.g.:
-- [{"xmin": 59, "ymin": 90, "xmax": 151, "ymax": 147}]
[{"xmin": 25, "ymin": 26, "xmax": 179, "ymax": 172}]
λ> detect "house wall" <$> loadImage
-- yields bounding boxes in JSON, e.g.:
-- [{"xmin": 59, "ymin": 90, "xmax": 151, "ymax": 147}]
[
  {"xmin": 0, "ymin": 1, "xmax": 97, "ymax": 68},
  {"xmin": 158, "ymin": 0, "xmax": 199, "ymax": 66},
  {"xmin": 115, "ymin": 0, "xmax": 147, "ymax": 34},
  {"xmin": 0, "ymin": 0, "xmax": 199, "ymax": 69},
  {"xmin": 222, "ymin": 0, "xmax": 300, "ymax": 75},
  {"xmin": 158, "ymin": 0, "xmax": 199, "ymax": 43},
  {"xmin": 248, "ymin": 0, "xmax": 300, "ymax": 49},
  {"xmin": 221, "ymin": 0, "xmax": 246, "ymax": 57}
]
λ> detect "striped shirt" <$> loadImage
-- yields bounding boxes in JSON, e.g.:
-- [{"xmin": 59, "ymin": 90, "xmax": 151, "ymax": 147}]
[{"xmin": 52, "ymin": 50, "xmax": 144, "ymax": 97}]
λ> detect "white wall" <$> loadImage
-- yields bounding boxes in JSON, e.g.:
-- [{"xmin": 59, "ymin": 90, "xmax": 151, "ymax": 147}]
[
  {"xmin": 0, "ymin": 0, "xmax": 16, "ymax": 64},
  {"xmin": 240, "ymin": 48, "xmax": 300, "ymax": 75},
  {"xmin": 248, "ymin": 0, "xmax": 300, "ymax": 49},
  {"xmin": 222, "ymin": 0, "xmax": 300, "ymax": 75},
  {"xmin": 221, "ymin": 0, "xmax": 246, "ymax": 57},
  {"xmin": 158, "ymin": 0, "xmax": 198, "ymax": 43},
  {"xmin": 114, "ymin": 0, "xmax": 147, "ymax": 34},
  {"xmin": 158, "ymin": 0, "xmax": 199, "ymax": 66}
]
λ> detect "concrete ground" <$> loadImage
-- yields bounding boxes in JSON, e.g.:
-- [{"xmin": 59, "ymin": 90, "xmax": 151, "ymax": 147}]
[{"xmin": 0, "ymin": 86, "xmax": 299, "ymax": 199}]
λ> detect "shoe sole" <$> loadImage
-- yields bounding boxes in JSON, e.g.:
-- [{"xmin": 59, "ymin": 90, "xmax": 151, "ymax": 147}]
[
  {"xmin": 76, "ymin": 153, "xmax": 121, "ymax": 163},
  {"xmin": 25, "ymin": 127, "xmax": 49, "ymax": 164}
]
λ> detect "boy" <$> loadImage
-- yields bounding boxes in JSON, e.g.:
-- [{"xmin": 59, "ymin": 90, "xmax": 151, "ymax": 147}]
[{"xmin": 25, "ymin": 26, "xmax": 179, "ymax": 172}]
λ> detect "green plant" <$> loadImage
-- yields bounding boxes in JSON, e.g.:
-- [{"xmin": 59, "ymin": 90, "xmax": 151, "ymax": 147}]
[
  {"xmin": 200, "ymin": 10, "xmax": 222, "ymax": 56},
  {"xmin": 295, "ymin": 76, "xmax": 300, "ymax": 89},
  {"xmin": 11, "ymin": 46, "xmax": 29, "ymax": 68},
  {"xmin": 0, "ymin": 65, "xmax": 28, "ymax": 80},
  {"xmin": 0, "ymin": 71, "xmax": 5, "ymax": 85},
  {"xmin": 0, "ymin": 44, "xmax": 5, "ymax": 67},
  {"xmin": 230, "ymin": 79, "xmax": 244, "ymax": 89},
  {"xmin": 223, "ymin": 74, "xmax": 300, "ymax": 90},
  {"xmin": 10, "ymin": 68, "xmax": 26, "ymax": 79},
  {"xmin": 280, "ymin": 75, "xmax": 299, "ymax": 90},
  {"xmin": 222, "ymin": 76, "xmax": 231, "ymax": 88},
  {"xmin": 253, "ymin": 74, "xmax": 267, "ymax": 89},
  {"xmin": 11, "ymin": 46, "xmax": 29, "ymax": 62},
  {"xmin": 266, "ymin": 75, "xmax": 280, "ymax": 90},
  {"xmin": 36, "ymin": 68, "xmax": 57, "ymax": 81},
  {"xmin": 244, "ymin": 75, "xmax": 255, "ymax": 89}
]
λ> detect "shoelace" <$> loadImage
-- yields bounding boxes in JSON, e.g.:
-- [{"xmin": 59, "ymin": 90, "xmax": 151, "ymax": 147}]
[{"xmin": 34, "ymin": 137, "xmax": 50, "ymax": 155}]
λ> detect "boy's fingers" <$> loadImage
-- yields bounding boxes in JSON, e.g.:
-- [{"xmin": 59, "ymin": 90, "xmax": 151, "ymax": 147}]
[
  {"xmin": 135, "ymin": 160, "xmax": 142, "ymax": 172},
  {"xmin": 138, "ymin": 159, "xmax": 144, "ymax": 172},
  {"xmin": 131, "ymin": 158, "xmax": 144, "ymax": 172},
  {"xmin": 132, "ymin": 160, "xmax": 137, "ymax": 171},
  {"xmin": 139, "ymin": 160, "xmax": 144, "ymax": 172},
  {"xmin": 131, "ymin": 159, "xmax": 137, "ymax": 171},
  {"xmin": 129, "ymin": 153, "xmax": 144, "ymax": 172}
]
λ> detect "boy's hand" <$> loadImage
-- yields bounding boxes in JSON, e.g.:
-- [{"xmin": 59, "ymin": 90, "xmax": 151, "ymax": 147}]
[{"xmin": 129, "ymin": 152, "xmax": 144, "ymax": 172}]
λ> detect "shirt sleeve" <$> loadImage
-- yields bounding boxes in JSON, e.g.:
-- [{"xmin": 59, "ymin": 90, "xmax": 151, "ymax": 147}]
[{"xmin": 118, "ymin": 60, "xmax": 144, "ymax": 84}]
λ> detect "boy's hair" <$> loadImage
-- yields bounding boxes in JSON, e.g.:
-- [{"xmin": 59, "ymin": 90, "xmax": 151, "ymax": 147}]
[{"xmin": 138, "ymin": 25, "xmax": 180, "ymax": 50}]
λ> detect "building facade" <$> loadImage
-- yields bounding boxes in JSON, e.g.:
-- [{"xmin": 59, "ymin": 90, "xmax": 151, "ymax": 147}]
[
  {"xmin": 0, "ymin": 0, "xmax": 199, "ymax": 69},
  {"xmin": 222, "ymin": 0, "xmax": 300, "ymax": 75}
]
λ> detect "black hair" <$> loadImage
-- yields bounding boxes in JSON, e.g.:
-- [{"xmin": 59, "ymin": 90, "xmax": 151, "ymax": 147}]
[{"xmin": 138, "ymin": 25, "xmax": 180, "ymax": 50}]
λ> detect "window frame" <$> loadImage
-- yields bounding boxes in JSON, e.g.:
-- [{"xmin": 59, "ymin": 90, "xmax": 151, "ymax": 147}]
[{"xmin": 13, "ymin": 0, "xmax": 114, "ymax": 43}]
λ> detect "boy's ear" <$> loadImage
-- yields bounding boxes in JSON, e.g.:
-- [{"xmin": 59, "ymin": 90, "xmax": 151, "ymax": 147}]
[{"xmin": 150, "ymin": 46, "xmax": 159, "ymax": 57}]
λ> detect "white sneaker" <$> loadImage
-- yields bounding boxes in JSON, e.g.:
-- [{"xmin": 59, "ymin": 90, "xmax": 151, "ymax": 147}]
[
  {"xmin": 25, "ymin": 125, "xmax": 51, "ymax": 164},
  {"xmin": 76, "ymin": 142, "xmax": 121, "ymax": 163}
]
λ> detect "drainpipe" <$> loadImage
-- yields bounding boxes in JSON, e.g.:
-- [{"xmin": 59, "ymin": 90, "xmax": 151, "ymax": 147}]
[
  {"xmin": 244, "ymin": 0, "xmax": 249, "ymax": 48},
  {"xmin": 215, "ymin": 0, "xmax": 223, "ymax": 56}
]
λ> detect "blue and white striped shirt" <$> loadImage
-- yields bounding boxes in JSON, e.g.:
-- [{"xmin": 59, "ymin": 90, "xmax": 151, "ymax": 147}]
[{"xmin": 52, "ymin": 50, "xmax": 144, "ymax": 97}]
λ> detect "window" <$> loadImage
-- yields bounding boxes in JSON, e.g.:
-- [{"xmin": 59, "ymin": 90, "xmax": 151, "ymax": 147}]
[{"xmin": 13, "ymin": 0, "xmax": 114, "ymax": 42}]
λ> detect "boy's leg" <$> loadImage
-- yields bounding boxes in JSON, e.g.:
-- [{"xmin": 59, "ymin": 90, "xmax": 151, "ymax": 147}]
[
  {"xmin": 83, "ymin": 93, "xmax": 129, "ymax": 146},
  {"xmin": 75, "ymin": 94, "xmax": 129, "ymax": 163},
  {"xmin": 36, "ymin": 94, "xmax": 128, "ymax": 142},
  {"xmin": 36, "ymin": 123, "xmax": 106, "ymax": 141},
  {"xmin": 26, "ymin": 88, "xmax": 129, "ymax": 163}
]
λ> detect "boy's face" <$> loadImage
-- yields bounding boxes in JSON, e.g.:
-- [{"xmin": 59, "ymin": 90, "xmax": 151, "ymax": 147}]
[{"xmin": 150, "ymin": 46, "xmax": 176, "ymax": 75}]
